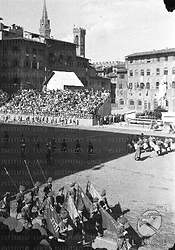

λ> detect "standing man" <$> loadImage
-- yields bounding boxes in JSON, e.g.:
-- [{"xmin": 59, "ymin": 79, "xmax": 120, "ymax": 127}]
[
  {"xmin": 4, "ymin": 130, "xmax": 9, "ymax": 147},
  {"xmin": 75, "ymin": 139, "xmax": 81, "ymax": 158},
  {"xmin": 55, "ymin": 187, "xmax": 65, "ymax": 214},
  {"xmin": 88, "ymin": 141, "xmax": 93, "ymax": 157},
  {"xmin": 61, "ymin": 139, "xmax": 67, "ymax": 153},
  {"xmin": 43, "ymin": 177, "xmax": 52, "ymax": 201},
  {"xmin": 1, "ymin": 192, "xmax": 11, "ymax": 217},
  {"xmin": 16, "ymin": 185, "xmax": 25, "ymax": 219}
]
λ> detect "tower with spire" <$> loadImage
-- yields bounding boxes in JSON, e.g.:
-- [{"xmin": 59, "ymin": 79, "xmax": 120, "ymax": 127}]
[{"xmin": 39, "ymin": 0, "xmax": 51, "ymax": 38}]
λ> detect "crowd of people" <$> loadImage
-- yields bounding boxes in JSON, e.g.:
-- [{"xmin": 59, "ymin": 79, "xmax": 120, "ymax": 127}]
[
  {"xmin": 0, "ymin": 178, "xmax": 140, "ymax": 250},
  {"xmin": 0, "ymin": 89, "xmax": 9, "ymax": 107},
  {"xmin": 126, "ymin": 133, "xmax": 173, "ymax": 161},
  {"xmin": 0, "ymin": 88, "xmax": 110, "ymax": 119}
]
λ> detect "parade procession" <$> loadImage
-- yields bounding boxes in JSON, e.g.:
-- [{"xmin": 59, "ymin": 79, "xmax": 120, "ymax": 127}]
[{"xmin": 0, "ymin": 175, "xmax": 139, "ymax": 250}]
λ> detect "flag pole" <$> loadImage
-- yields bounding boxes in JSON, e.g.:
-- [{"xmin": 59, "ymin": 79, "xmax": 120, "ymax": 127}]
[
  {"xmin": 4, "ymin": 167, "xmax": 18, "ymax": 192},
  {"xmin": 36, "ymin": 159, "xmax": 47, "ymax": 182},
  {"xmin": 23, "ymin": 160, "xmax": 35, "ymax": 186}
]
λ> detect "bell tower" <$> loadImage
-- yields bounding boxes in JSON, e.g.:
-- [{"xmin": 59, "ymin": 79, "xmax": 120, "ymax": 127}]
[
  {"xmin": 73, "ymin": 27, "xmax": 86, "ymax": 57},
  {"xmin": 39, "ymin": 0, "xmax": 51, "ymax": 38}
]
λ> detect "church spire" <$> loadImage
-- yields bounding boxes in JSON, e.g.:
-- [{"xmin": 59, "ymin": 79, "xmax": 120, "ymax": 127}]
[
  {"xmin": 42, "ymin": 0, "xmax": 48, "ymax": 20},
  {"xmin": 39, "ymin": 0, "xmax": 51, "ymax": 38}
]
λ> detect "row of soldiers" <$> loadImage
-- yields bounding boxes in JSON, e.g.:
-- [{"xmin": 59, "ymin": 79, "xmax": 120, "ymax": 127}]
[{"xmin": 2, "ymin": 114, "xmax": 80, "ymax": 126}]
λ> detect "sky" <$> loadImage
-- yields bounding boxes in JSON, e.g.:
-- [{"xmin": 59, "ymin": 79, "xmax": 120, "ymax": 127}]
[{"xmin": 1, "ymin": 0, "xmax": 175, "ymax": 63}]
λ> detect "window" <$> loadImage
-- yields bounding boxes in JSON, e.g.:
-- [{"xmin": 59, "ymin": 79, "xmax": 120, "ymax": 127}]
[
  {"xmin": 119, "ymin": 74, "xmax": 125, "ymax": 79},
  {"xmin": 140, "ymin": 82, "xmax": 145, "ymax": 89},
  {"xmin": 147, "ymin": 69, "xmax": 150, "ymax": 76},
  {"xmin": 26, "ymin": 48, "xmax": 30, "ymax": 56},
  {"xmin": 156, "ymin": 68, "xmax": 160, "ymax": 75},
  {"xmin": 120, "ymin": 99, "xmax": 124, "ymax": 105},
  {"xmin": 156, "ymin": 82, "xmax": 159, "ymax": 89},
  {"xmin": 153, "ymin": 99, "xmax": 158, "ymax": 109},
  {"xmin": 148, "ymin": 102, "xmax": 151, "ymax": 110},
  {"xmin": 141, "ymin": 69, "xmax": 144, "ymax": 76},
  {"xmin": 172, "ymin": 67, "xmax": 175, "ymax": 74},
  {"xmin": 172, "ymin": 81, "xmax": 175, "ymax": 88},
  {"xmin": 147, "ymin": 59, "xmax": 151, "ymax": 63},
  {"xmin": 119, "ymin": 83, "xmax": 122, "ymax": 89},
  {"xmin": 146, "ymin": 82, "xmax": 150, "ymax": 89},
  {"xmin": 165, "ymin": 56, "xmax": 168, "ymax": 61},
  {"xmin": 166, "ymin": 100, "xmax": 168, "ymax": 107},
  {"xmin": 129, "ymin": 100, "xmax": 134, "ymax": 106},
  {"xmin": 135, "ymin": 69, "xmax": 138, "ymax": 76},
  {"xmin": 144, "ymin": 101, "xmax": 147, "ymax": 110},
  {"xmin": 128, "ymin": 82, "xmax": 133, "ymax": 89},
  {"xmin": 137, "ymin": 100, "xmax": 142, "ymax": 106},
  {"xmin": 32, "ymin": 61, "xmax": 37, "ymax": 69},
  {"xmin": 164, "ymin": 67, "xmax": 168, "ymax": 75},
  {"xmin": 157, "ymin": 57, "xmax": 160, "ymax": 62},
  {"xmin": 25, "ymin": 61, "xmax": 30, "ymax": 68},
  {"xmin": 129, "ymin": 70, "xmax": 133, "ymax": 77}
]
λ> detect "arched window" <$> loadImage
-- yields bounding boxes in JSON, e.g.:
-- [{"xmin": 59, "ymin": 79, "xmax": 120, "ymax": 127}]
[
  {"xmin": 147, "ymin": 69, "xmax": 150, "ymax": 76},
  {"xmin": 140, "ymin": 82, "xmax": 145, "ymax": 89},
  {"xmin": 156, "ymin": 68, "xmax": 160, "ymax": 75},
  {"xmin": 146, "ymin": 82, "xmax": 150, "ymax": 89},
  {"xmin": 129, "ymin": 70, "xmax": 133, "ymax": 77},
  {"xmin": 172, "ymin": 67, "xmax": 175, "ymax": 75},
  {"xmin": 153, "ymin": 99, "xmax": 158, "ymax": 109},
  {"xmin": 156, "ymin": 82, "xmax": 159, "ymax": 89},
  {"xmin": 144, "ymin": 100, "xmax": 147, "ymax": 110},
  {"xmin": 137, "ymin": 100, "xmax": 142, "ymax": 106},
  {"xmin": 164, "ymin": 67, "xmax": 168, "ymax": 75},
  {"xmin": 135, "ymin": 69, "xmax": 138, "ymax": 76},
  {"xmin": 129, "ymin": 100, "xmax": 134, "ymax": 106},
  {"xmin": 128, "ymin": 82, "xmax": 133, "ymax": 89},
  {"xmin": 172, "ymin": 81, "xmax": 175, "ymax": 88},
  {"xmin": 120, "ymin": 98, "xmax": 124, "ymax": 105},
  {"xmin": 141, "ymin": 69, "xmax": 144, "ymax": 76}
]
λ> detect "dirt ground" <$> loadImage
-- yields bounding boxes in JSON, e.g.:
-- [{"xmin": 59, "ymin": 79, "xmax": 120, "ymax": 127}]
[
  {"xmin": 0, "ymin": 123, "xmax": 175, "ymax": 249},
  {"xmin": 52, "ymin": 138, "xmax": 175, "ymax": 250}
]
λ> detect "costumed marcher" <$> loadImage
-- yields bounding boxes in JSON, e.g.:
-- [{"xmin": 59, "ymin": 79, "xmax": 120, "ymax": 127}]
[
  {"xmin": 21, "ymin": 197, "xmax": 33, "ymax": 228},
  {"xmin": 55, "ymin": 187, "xmax": 65, "ymax": 214},
  {"xmin": 88, "ymin": 141, "xmax": 93, "ymax": 157},
  {"xmin": 99, "ymin": 189, "xmax": 111, "ymax": 212},
  {"xmin": 1, "ymin": 192, "xmax": 11, "ymax": 217},
  {"xmin": 116, "ymin": 216, "xmax": 129, "ymax": 250},
  {"xmin": 31, "ymin": 181, "xmax": 41, "ymax": 213},
  {"xmin": 4, "ymin": 130, "xmax": 9, "ymax": 146},
  {"xmin": 134, "ymin": 137, "xmax": 143, "ymax": 161},
  {"xmin": 46, "ymin": 143, "xmax": 52, "ymax": 165},
  {"xmin": 61, "ymin": 139, "xmax": 67, "ymax": 153},
  {"xmin": 75, "ymin": 139, "xmax": 81, "ymax": 158},
  {"xmin": 16, "ymin": 185, "xmax": 25, "ymax": 219},
  {"xmin": 43, "ymin": 177, "xmax": 52, "ymax": 201},
  {"xmin": 51, "ymin": 138, "xmax": 56, "ymax": 153},
  {"xmin": 90, "ymin": 197, "xmax": 104, "ymax": 237}
]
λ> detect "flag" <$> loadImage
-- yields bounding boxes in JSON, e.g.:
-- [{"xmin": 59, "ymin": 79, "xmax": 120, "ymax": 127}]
[
  {"xmin": 45, "ymin": 198, "xmax": 61, "ymax": 238},
  {"xmin": 76, "ymin": 185, "xmax": 94, "ymax": 214},
  {"xmin": 65, "ymin": 194, "xmax": 80, "ymax": 222},
  {"xmin": 99, "ymin": 205, "xmax": 120, "ymax": 236},
  {"xmin": 86, "ymin": 180, "xmax": 102, "ymax": 202}
]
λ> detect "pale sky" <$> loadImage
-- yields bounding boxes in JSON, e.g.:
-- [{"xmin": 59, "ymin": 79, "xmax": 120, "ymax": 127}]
[{"xmin": 1, "ymin": 0, "xmax": 175, "ymax": 63}]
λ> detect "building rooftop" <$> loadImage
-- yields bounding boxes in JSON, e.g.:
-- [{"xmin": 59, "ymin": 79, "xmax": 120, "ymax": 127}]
[{"xmin": 126, "ymin": 48, "xmax": 175, "ymax": 58}]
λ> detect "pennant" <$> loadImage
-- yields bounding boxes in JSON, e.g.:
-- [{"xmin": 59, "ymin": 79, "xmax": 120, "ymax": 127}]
[
  {"xmin": 65, "ymin": 195, "xmax": 80, "ymax": 222},
  {"xmin": 86, "ymin": 180, "xmax": 102, "ymax": 202},
  {"xmin": 45, "ymin": 198, "xmax": 61, "ymax": 238},
  {"xmin": 99, "ymin": 205, "xmax": 120, "ymax": 237},
  {"xmin": 76, "ymin": 185, "xmax": 94, "ymax": 214}
]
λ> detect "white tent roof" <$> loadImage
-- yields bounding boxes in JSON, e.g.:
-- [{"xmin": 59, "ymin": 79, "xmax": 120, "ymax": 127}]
[{"xmin": 47, "ymin": 71, "xmax": 83, "ymax": 90}]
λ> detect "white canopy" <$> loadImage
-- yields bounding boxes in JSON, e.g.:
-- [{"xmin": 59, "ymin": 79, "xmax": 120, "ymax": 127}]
[{"xmin": 46, "ymin": 71, "xmax": 83, "ymax": 90}]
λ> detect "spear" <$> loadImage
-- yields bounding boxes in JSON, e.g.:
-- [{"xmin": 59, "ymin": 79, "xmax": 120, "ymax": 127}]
[
  {"xmin": 23, "ymin": 160, "xmax": 35, "ymax": 186},
  {"xmin": 4, "ymin": 167, "xmax": 18, "ymax": 192},
  {"xmin": 36, "ymin": 159, "xmax": 47, "ymax": 182}
]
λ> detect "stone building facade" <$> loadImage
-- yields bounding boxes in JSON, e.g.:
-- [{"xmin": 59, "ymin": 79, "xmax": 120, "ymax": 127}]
[{"xmin": 125, "ymin": 48, "xmax": 175, "ymax": 112}]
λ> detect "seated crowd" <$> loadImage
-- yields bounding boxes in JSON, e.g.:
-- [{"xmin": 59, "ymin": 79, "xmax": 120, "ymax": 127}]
[{"xmin": 0, "ymin": 88, "xmax": 110, "ymax": 119}]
